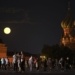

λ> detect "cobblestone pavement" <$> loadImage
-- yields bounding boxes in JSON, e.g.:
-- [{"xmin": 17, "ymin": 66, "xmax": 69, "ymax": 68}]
[{"xmin": 0, "ymin": 69, "xmax": 75, "ymax": 75}]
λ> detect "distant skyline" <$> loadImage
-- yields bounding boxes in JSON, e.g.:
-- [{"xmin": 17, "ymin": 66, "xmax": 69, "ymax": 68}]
[{"xmin": 0, "ymin": 0, "xmax": 75, "ymax": 54}]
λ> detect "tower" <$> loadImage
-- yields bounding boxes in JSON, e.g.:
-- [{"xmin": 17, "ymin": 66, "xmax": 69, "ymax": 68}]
[
  {"xmin": 61, "ymin": 1, "xmax": 75, "ymax": 50},
  {"xmin": 0, "ymin": 39, "xmax": 7, "ymax": 58}
]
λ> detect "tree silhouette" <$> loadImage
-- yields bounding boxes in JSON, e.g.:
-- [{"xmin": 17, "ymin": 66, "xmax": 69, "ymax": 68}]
[{"xmin": 41, "ymin": 44, "xmax": 73, "ymax": 59}]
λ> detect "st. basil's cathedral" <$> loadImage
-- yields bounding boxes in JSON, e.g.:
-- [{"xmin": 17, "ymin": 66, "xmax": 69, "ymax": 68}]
[{"xmin": 60, "ymin": 1, "xmax": 75, "ymax": 50}]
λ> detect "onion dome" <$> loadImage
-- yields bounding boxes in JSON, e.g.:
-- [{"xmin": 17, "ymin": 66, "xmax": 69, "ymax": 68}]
[{"xmin": 61, "ymin": 1, "xmax": 74, "ymax": 28}]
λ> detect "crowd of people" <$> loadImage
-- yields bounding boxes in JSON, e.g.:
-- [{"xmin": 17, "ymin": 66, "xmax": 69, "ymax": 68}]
[{"xmin": 0, "ymin": 51, "xmax": 75, "ymax": 72}]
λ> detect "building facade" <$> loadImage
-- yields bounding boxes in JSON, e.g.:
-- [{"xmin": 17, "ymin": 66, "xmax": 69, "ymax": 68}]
[{"xmin": 0, "ymin": 43, "xmax": 7, "ymax": 58}]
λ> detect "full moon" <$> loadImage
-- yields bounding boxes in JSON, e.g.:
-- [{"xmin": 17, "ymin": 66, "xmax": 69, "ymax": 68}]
[{"xmin": 4, "ymin": 27, "xmax": 11, "ymax": 34}]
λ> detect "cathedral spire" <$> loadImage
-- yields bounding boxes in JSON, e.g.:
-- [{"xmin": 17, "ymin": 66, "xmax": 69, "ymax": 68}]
[
  {"xmin": 68, "ymin": 0, "xmax": 70, "ymax": 11},
  {"xmin": 61, "ymin": 0, "xmax": 74, "ymax": 28}
]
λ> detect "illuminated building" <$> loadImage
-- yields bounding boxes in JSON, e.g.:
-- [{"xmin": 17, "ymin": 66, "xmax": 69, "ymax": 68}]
[
  {"xmin": 0, "ymin": 39, "xmax": 7, "ymax": 58},
  {"xmin": 60, "ymin": 1, "xmax": 75, "ymax": 50}
]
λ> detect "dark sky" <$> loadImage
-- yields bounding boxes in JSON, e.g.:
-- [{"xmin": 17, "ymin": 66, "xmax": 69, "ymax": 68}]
[{"xmin": 0, "ymin": 0, "xmax": 75, "ymax": 54}]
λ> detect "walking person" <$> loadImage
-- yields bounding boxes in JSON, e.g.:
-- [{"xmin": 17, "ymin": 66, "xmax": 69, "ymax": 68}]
[
  {"xmin": 1, "ymin": 57, "xmax": 5, "ymax": 70},
  {"xmin": 28, "ymin": 56, "xmax": 33, "ymax": 71},
  {"xmin": 47, "ymin": 58, "xmax": 52, "ymax": 71},
  {"xmin": 12, "ymin": 53, "xmax": 18, "ymax": 71},
  {"xmin": 17, "ymin": 52, "xmax": 21, "ymax": 72},
  {"xmin": 43, "ymin": 59, "xmax": 47, "ymax": 71},
  {"xmin": 5, "ymin": 57, "xmax": 9, "ymax": 70},
  {"xmin": 20, "ymin": 51, "xmax": 25, "ymax": 72}
]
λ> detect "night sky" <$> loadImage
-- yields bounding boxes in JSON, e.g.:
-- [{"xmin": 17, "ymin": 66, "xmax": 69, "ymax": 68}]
[{"xmin": 0, "ymin": 0, "xmax": 75, "ymax": 54}]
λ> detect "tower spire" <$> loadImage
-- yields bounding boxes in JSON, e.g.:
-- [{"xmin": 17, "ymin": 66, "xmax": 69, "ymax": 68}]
[{"xmin": 68, "ymin": 0, "xmax": 70, "ymax": 11}]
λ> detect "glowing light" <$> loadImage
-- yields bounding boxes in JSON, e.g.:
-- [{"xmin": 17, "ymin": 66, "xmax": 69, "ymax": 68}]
[{"xmin": 4, "ymin": 27, "xmax": 11, "ymax": 34}]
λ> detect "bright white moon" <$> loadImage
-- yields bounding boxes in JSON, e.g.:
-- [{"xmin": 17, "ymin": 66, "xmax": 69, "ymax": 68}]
[{"xmin": 4, "ymin": 27, "xmax": 11, "ymax": 34}]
